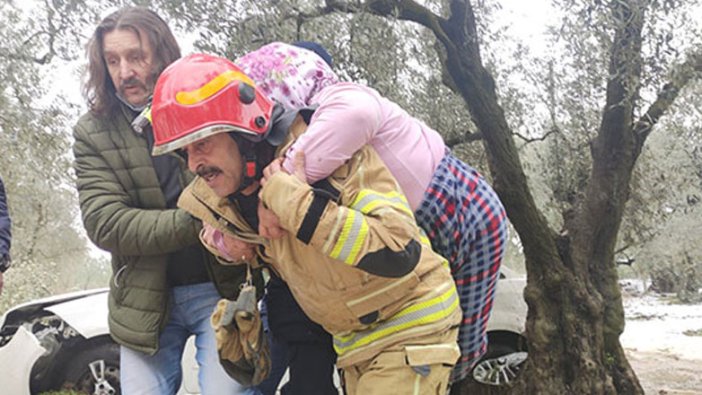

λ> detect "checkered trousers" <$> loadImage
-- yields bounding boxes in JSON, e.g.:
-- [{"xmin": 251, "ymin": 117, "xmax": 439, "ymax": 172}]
[{"xmin": 415, "ymin": 152, "xmax": 507, "ymax": 382}]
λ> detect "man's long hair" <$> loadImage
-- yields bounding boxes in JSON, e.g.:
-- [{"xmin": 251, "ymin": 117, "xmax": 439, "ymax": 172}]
[{"xmin": 83, "ymin": 7, "xmax": 181, "ymax": 116}]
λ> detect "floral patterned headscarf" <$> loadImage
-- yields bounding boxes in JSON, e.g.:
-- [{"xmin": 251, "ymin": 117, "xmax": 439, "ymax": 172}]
[{"xmin": 236, "ymin": 42, "xmax": 340, "ymax": 110}]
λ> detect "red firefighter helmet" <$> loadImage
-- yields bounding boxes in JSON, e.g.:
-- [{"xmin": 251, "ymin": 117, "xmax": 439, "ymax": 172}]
[{"xmin": 151, "ymin": 53, "xmax": 275, "ymax": 156}]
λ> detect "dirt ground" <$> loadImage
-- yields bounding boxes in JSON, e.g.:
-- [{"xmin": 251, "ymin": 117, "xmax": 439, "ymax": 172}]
[{"xmin": 626, "ymin": 348, "xmax": 702, "ymax": 394}]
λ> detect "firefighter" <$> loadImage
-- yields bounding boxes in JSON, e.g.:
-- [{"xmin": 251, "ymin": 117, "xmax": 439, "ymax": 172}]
[{"xmin": 150, "ymin": 53, "xmax": 461, "ymax": 395}]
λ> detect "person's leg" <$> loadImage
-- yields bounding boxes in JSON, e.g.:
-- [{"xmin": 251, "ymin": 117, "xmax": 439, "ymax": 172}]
[
  {"xmin": 343, "ymin": 328, "xmax": 459, "ymax": 395},
  {"xmin": 284, "ymin": 339, "xmax": 338, "ymax": 395},
  {"xmin": 415, "ymin": 152, "xmax": 507, "ymax": 382},
  {"xmin": 255, "ymin": 330, "xmax": 289, "ymax": 395},
  {"xmin": 265, "ymin": 275, "xmax": 338, "ymax": 394},
  {"xmin": 344, "ymin": 352, "xmax": 452, "ymax": 395},
  {"xmin": 185, "ymin": 282, "xmax": 254, "ymax": 395},
  {"xmin": 120, "ymin": 292, "xmax": 189, "ymax": 395}
]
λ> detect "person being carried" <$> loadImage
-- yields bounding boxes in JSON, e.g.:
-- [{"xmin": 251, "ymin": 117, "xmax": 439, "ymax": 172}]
[
  {"xmin": 0, "ymin": 175, "xmax": 12, "ymax": 295},
  {"xmin": 150, "ymin": 53, "xmax": 462, "ymax": 395},
  {"xmin": 237, "ymin": 41, "xmax": 508, "ymax": 382},
  {"xmin": 72, "ymin": 7, "xmax": 255, "ymax": 394}
]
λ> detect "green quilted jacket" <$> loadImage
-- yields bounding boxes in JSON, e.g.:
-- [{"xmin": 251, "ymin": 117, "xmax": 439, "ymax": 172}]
[{"xmin": 73, "ymin": 105, "xmax": 250, "ymax": 354}]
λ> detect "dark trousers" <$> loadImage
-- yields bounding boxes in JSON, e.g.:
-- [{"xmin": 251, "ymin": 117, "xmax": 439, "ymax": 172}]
[{"xmin": 255, "ymin": 275, "xmax": 338, "ymax": 395}]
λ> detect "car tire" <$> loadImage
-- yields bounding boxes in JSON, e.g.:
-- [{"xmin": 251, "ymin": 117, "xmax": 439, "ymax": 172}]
[
  {"xmin": 57, "ymin": 340, "xmax": 121, "ymax": 395},
  {"xmin": 470, "ymin": 341, "xmax": 527, "ymax": 387}
]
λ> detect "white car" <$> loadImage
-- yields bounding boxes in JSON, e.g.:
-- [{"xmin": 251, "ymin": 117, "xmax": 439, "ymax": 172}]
[
  {"xmin": 0, "ymin": 267, "xmax": 527, "ymax": 394},
  {"xmin": 0, "ymin": 288, "xmax": 200, "ymax": 395}
]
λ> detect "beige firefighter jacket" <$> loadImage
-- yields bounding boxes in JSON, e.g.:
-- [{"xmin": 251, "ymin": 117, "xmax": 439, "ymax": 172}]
[{"xmin": 178, "ymin": 116, "xmax": 461, "ymax": 368}]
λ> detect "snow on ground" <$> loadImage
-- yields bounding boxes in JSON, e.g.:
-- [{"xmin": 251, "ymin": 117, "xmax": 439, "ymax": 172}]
[
  {"xmin": 620, "ymin": 281, "xmax": 702, "ymax": 361},
  {"xmin": 618, "ymin": 281, "xmax": 702, "ymax": 393}
]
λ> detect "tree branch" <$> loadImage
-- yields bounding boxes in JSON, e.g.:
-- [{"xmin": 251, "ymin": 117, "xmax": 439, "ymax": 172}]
[
  {"xmin": 0, "ymin": 51, "xmax": 52, "ymax": 65},
  {"xmin": 632, "ymin": 50, "xmax": 702, "ymax": 155},
  {"xmin": 306, "ymin": 0, "xmax": 450, "ymax": 47},
  {"xmin": 514, "ymin": 129, "xmax": 558, "ymax": 144},
  {"xmin": 444, "ymin": 131, "xmax": 483, "ymax": 147}
]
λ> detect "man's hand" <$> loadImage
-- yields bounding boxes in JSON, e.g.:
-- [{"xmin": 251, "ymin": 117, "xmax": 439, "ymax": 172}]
[
  {"xmin": 219, "ymin": 235, "xmax": 257, "ymax": 263},
  {"xmin": 258, "ymin": 202, "xmax": 286, "ymax": 239},
  {"xmin": 258, "ymin": 152, "xmax": 308, "ymax": 240},
  {"xmin": 260, "ymin": 152, "xmax": 306, "ymax": 187},
  {"xmin": 201, "ymin": 222, "xmax": 218, "ymax": 247},
  {"xmin": 202, "ymin": 223, "xmax": 257, "ymax": 262},
  {"xmin": 260, "ymin": 158, "xmax": 284, "ymax": 188},
  {"xmin": 258, "ymin": 158, "xmax": 286, "ymax": 239}
]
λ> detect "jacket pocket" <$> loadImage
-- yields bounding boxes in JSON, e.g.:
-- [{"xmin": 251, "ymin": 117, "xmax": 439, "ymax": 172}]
[
  {"xmin": 344, "ymin": 271, "xmax": 420, "ymax": 325},
  {"xmin": 111, "ymin": 261, "xmax": 131, "ymax": 303},
  {"xmin": 405, "ymin": 343, "xmax": 461, "ymax": 367}
]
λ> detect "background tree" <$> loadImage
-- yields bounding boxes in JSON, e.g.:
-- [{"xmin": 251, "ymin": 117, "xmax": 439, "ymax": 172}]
[
  {"xmin": 295, "ymin": 0, "xmax": 699, "ymax": 393},
  {"xmin": 152, "ymin": 0, "xmax": 702, "ymax": 392},
  {"xmin": 0, "ymin": 0, "xmax": 110, "ymax": 313},
  {"xmin": 2, "ymin": 0, "xmax": 701, "ymax": 392}
]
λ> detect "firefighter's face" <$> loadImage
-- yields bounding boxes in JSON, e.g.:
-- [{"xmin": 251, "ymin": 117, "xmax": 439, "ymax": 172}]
[
  {"xmin": 185, "ymin": 133, "xmax": 244, "ymax": 197},
  {"xmin": 103, "ymin": 28, "xmax": 155, "ymax": 108}
]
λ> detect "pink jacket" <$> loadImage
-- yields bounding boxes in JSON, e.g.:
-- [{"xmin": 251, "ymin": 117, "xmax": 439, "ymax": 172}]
[{"xmin": 283, "ymin": 83, "xmax": 446, "ymax": 210}]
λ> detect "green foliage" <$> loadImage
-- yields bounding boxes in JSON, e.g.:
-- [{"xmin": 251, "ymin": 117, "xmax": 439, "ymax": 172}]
[
  {"xmin": 683, "ymin": 328, "xmax": 702, "ymax": 336},
  {"xmin": 1, "ymin": 0, "xmax": 700, "ymax": 316},
  {"xmin": 483, "ymin": 0, "xmax": 702, "ymax": 281},
  {"xmin": 150, "ymin": 0, "xmax": 478, "ymax": 163},
  {"xmin": 604, "ymin": 352, "xmax": 616, "ymax": 368},
  {"xmin": 0, "ymin": 0, "xmax": 110, "ymax": 314}
]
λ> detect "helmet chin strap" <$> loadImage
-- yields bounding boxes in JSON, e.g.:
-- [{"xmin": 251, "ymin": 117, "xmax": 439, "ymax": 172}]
[
  {"xmin": 228, "ymin": 137, "xmax": 263, "ymax": 198},
  {"xmin": 237, "ymin": 149, "xmax": 259, "ymax": 195},
  {"xmin": 227, "ymin": 106, "xmax": 290, "ymax": 198}
]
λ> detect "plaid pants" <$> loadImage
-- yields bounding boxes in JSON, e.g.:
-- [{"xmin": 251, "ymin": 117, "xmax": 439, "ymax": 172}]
[{"xmin": 415, "ymin": 152, "xmax": 507, "ymax": 382}]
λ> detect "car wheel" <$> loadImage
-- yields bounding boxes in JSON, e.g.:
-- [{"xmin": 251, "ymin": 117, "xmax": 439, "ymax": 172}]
[
  {"xmin": 471, "ymin": 343, "xmax": 527, "ymax": 386},
  {"xmin": 58, "ymin": 341, "xmax": 121, "ymax": 395}
]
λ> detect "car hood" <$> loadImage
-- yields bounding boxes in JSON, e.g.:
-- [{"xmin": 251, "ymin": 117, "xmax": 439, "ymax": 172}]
[{"xmin": 1, "ymin": 288, "xmax": 109, "ymax": 339}]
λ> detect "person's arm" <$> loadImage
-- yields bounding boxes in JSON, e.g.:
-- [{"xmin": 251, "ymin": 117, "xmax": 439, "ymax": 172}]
[
  {"xmin": 0, "ymin": 177, "xmax": 11, "ymax": 262},
  {"xmin": 281, "ymin": 85, "xmax": 383, "ymax": 184},
  {"xmin": 73, "ymin": 123, "xmax": 200, "ymax": 256},
  {"xmin": 262, "ymin": 151, "xmax": 421, "ymax": 278}
]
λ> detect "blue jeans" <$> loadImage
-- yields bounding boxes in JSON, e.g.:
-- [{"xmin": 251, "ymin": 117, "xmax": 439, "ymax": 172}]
[{"xmin": 120, "ymin": 282, "xmax": 260, "ymax": 395}]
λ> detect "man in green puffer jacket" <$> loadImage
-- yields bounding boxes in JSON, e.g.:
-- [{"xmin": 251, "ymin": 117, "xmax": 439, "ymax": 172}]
[{"xmin": 72, "ymin": 6, "xmax": 258, "ymax": 395}]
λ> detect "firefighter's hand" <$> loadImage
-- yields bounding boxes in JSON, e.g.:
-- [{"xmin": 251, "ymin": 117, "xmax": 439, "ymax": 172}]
[
  {"xmin": 202, "ymin": 223, "xmax": 256, "ymax": 263},
  {"xmin": 288, "ymin": 151, "xmax": 307, "ymax": 183},
  {"xmin": 222, "ymin": 235, "xmax": 257, "ymax": 263},
  {"xmin": 258, "ymin": 202, "xmax": 286, "ymax": 239},
  {"xmin": 261, "ymin": 152, "xmax": 306, "ymax": 186},
  {"xmin": 258, "ymin": 152, "xmax": 307, "ymax": 240},
  {"xmin": 201, "ymin": 222, "xmax": 218, "ymax": 247},
  {"xmin": 261, "ymin": 158, "xmax": 284, "ymax": 188}
]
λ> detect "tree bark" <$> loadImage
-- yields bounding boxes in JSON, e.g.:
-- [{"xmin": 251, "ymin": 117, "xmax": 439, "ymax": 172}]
[{"xmin": 313, "ymin": 0, "xmax": 701, "ymax": 392}]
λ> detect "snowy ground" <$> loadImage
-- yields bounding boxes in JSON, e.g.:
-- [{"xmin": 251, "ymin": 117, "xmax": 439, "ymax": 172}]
[{"xmin": 620, "ymin": 281, "xmax": 702, "ymax": 394}]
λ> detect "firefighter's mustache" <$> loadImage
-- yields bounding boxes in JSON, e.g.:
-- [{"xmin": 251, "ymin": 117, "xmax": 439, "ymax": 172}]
[{"xmin": 196, "ymin": 166, "xmax": 222, "ymax": 179}]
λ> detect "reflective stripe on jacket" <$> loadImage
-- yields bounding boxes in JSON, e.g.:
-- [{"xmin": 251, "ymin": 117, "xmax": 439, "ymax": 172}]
[{"xmin": 178, "ymin": 115, "xmax": 460, "ymax": 367}]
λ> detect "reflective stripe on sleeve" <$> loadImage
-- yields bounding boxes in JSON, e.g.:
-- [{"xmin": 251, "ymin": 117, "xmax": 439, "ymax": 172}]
[
  {"xmin": 328, "ymin": 210, "xmax": 369, "ymax": 265},
  {"xmin": 352, "ymin": 189, "xmax": 413, "ymax": 217}
]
